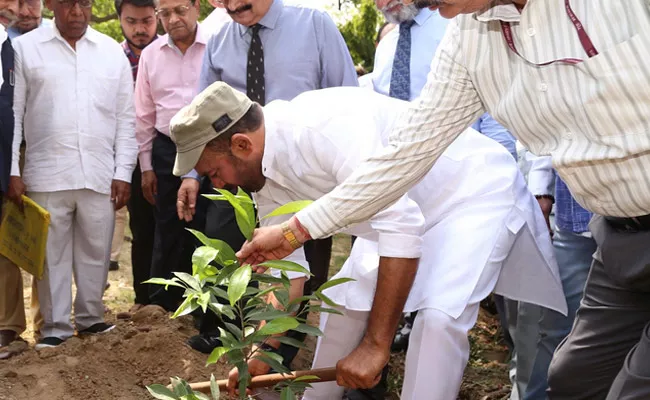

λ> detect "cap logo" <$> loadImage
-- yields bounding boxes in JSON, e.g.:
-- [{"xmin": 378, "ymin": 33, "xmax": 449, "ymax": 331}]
[{"xmin": 212, "ymin": 114, "xmax": 233, "ymax": 134}]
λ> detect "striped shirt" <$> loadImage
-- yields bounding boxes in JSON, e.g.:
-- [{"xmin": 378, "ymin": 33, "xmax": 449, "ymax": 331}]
[{"xmin": 296, "ymin": 0, "xmax": 650, "ymax": 239}]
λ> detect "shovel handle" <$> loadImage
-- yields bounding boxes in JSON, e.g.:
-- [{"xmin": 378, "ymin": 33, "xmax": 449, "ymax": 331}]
[{"xmin": 188, "ymin": 367, "xmax": 337, "ymax": 393}]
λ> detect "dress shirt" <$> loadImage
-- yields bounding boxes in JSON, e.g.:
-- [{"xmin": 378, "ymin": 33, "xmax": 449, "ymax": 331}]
[
  {"xmin": 372, "ymin": 10, "xmax": 516, "ymax": 159},
  {"xmin": 7, "ymin": 18, "xmax": 52, "ymax": 40},
  {"xmin": 0, "ymin": 26, "xmax": 5, "ymax": 87},
  {"xmin": 11, "ymin": 25, "xmax": 136, "ymax": 194},
  {"xmin": 472, "ymin": 113, "xmax": 517, "ymax": 159},
  {"xmin": 298, "ymin": 0, "xmax": 650, "ymax": 239},
  {"xmin": 121, "ymin": 40, "xmax": 147, "ymax": 83},
  {"xmin": 135, "ymin": 25, "xmax": 206, "ymax": 172},
  {"xmin": 370, "ymin": 8, "xmax": 448, "ymax": 101},
  {"xmin": 528, "ymin": 154, "xmax": 593, "ymax": 234},
  {"xmin": 198, "ymin": 0, "xmax": 358, "ymax": 98},
  {"xmin": 258, "ymin": 87, "xmax": 565, "ymax": 316}
]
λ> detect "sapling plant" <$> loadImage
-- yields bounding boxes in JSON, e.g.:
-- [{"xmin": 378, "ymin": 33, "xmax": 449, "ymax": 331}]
[{"xmin": 145, "ymin": 188, "xmax": 352, "ymax": 400}]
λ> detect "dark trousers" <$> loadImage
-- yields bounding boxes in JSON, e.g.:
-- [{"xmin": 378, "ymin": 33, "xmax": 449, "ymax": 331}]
[
  {"xmin": 548, "ymin": 215, "xmax": 650, "ymax": 399},
  {"xmin": 127, "ymin": 160, "xmax": 155, "ymax": 306},
  {"xmin": 148, "ymin": 133, "xmax": 203, "ymax": 311}
]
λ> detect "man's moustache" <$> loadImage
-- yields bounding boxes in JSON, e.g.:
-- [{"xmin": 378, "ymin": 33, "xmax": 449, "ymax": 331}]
[
  {"xmin": 227, "ymin": 3, "xmax": 253, "ymax": 15},
  {"xmin": 412, "ymin": 0, "xmax": 442, "ymax": 8}
]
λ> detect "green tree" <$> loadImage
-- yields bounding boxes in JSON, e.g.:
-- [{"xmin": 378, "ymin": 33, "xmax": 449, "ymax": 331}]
[{"xmin": 335, "ymin": 0, "xmax": 383, "ymax": 72}]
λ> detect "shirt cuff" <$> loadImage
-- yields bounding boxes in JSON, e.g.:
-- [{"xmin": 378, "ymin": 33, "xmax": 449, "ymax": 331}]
[
  {"xmin": 138, "ymin": 152, "xmax": 153, "ymax": 172},
  {"xmin": 113, "ymin": 167, "xmax": 133, "ymax": 183},
  {"xmin": 182, "ymin": 169, "xmax": 200, "ymax": 180},
  {"xmin": 377, "ymin": 232, "xmax": 422, "ymax": 259},
  {"xmin": 528, "ymin": 169, "xmax": 554, "ymax": 196},
  {"xmin": 10, "ymin": 162, "xmax": 20, "ymax": 177},
  {"xmin": 295, "ymin": 201, "xmax": 337, "ymax": 240}
]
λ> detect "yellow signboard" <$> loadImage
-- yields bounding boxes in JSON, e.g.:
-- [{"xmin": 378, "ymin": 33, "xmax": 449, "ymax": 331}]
[{"xmin": 0, "ymin": 196, "xmax": 50, "ymax": 279}]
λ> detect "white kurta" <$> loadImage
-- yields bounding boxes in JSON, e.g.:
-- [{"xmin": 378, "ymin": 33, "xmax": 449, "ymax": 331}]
[{"xmin": 256, "ymin": 87, "xmax": 566, "ymax": 317}]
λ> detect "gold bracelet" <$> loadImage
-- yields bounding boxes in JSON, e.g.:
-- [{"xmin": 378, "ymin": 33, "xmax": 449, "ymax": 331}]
[{"xmin": 281, "ymin": 221, "xmax": 302, "ymax": 249}]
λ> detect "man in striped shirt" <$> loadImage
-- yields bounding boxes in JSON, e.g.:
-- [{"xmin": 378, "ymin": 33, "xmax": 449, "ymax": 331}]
[{"xmin": 238, "ymin": 1, "xmax": 650, "ymax": 398}]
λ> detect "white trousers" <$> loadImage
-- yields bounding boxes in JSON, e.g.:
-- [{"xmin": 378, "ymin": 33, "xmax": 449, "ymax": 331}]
[
  {"xmin": 110, "ymin": 206, "xmax": 127, "ymax": 262},
  {"xmin": 29, "ymin": 189, "xmax": 115, "ymax": 339},
  {"xmin": 302, "ymin": 303, "xmax": 480, "ymax": 400}
]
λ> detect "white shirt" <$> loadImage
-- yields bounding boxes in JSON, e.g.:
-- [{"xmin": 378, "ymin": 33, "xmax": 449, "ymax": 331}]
[
  {"xmin": 298, "ymin": 0, "xmax": 650, "ymax": 240},
  {"xmin": 257, "ymin": 87, "xmax": 565, "ymax": 316},
  {"xmin": 0, "ymin": 25, "xmax": 7, "ymax": 87},
  {"xmin": 370, "ymin": 8, "xmax": 449, "ymax": 101},
  {"xmin": 11, "ymin": 24, "xmax": 137, "ymax": 194}
]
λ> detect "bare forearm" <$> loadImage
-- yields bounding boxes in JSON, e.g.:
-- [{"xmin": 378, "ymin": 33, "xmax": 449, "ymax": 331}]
[{"xmin": 363, "ymin": 257, "xmax": 418, "ymax": 348}]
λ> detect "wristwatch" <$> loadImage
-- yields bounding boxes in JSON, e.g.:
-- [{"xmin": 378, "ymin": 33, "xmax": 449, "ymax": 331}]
[{"xmin": 280, "ymin": 221, "xmax": 302, "ymax": 249}]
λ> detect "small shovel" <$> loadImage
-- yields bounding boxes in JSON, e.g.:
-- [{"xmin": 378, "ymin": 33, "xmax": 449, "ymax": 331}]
[{"xmin": 188, "ymin": 367, "xmax": 337, "ymax": 394}]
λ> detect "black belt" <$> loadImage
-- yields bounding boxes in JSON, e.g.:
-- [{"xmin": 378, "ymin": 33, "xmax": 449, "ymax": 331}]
[{"xmin": 604, "ymin": 214, "xmax": 650, "ymax": 232}]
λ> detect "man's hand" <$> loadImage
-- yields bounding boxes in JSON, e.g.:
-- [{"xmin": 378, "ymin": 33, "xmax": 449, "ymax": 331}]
[
  {"xmin": 237, "ymin": 216, "xmax": 310, "ymax": 268},
  {"xmin": 226, "ymin": 354, "xmax": 272, "ymax": 396},
  {"xmin": 336, "ymin": 337, "xmax": 390, "ymax": 389},
  {"xmin": 111, "ymin": 180, "xmax": 131, "ymax": 210},
  {"xmin": 141, "ymin": 170, "xmax": 157, "ymax": 205},
  {"xmin": 177, "ymin": 178, "xmax": 199, "ymax": 222},
  {"xmin": 7, "ymin": 176, "xmax": 26, "ymax": 210},
  {"xmin": 536, "ymin": 196, "xmax": 554, "ymax": 238}
]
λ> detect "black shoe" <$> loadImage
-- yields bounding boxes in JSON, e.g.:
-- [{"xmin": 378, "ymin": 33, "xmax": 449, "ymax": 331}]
[
  {"xmin": 187, "ymin": 333, "xmax": 222, "ymax": 354},
  {"xmin": 109, "ymin": 261, "xmax": 120, "ymax": 271},
  {"xmin": 35, "ymin": 336, "xmax": 65, "ymax": 350},
  {"xmin": 78, "ymin": 322, "xmax": 115, "ymax": 335}
]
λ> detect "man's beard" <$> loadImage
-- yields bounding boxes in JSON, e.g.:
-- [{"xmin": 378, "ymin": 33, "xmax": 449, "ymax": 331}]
[
  {"xmin": 381, "ymin": 0, "xmax": 419, "ymax": 24},
  {"xmin": 122, "ymin": 27, "xmax": 156, "ymax": 50},
  {"xmin": 413, "ymin": 0, "xmax": 443, "ymax": 8}
]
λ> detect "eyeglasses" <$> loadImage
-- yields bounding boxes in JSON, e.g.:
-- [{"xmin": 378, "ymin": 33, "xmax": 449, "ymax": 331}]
[
  {"xmin": 155, "ymin": 2, "xmax": 192, "ymax": 19},
  {"xmin": 56, "ymin": 0, "xmax": 93, "ymax": 8}
]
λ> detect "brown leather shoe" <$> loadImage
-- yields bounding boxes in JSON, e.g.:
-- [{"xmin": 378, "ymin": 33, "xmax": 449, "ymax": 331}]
[{"xmin": 0, "ymin": 330, "xmax": 18, "ymax": 347}]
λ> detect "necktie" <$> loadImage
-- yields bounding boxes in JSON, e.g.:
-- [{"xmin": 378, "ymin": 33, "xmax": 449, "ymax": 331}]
[
  {"xmin": 389, "ymin": 20, "xmax": 415, "ymax": 101},
  {"xmin": 247, "ymin": 24, "xmax": 265, "ymax": 106}
]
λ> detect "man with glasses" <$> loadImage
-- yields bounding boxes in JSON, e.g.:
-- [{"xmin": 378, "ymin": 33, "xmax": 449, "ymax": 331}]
[
  {"xmin": 8, "ymin": 0, "xmax": 137, "ymax": 349},
  {"xmin": 134, "ymin": 0, "xmax": 206, "ymax": 311}
]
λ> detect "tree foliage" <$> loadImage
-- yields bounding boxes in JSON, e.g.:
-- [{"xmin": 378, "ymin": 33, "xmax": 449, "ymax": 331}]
[{"xmin": 335, "ymin": 0, "xmax": 383, "ymax": 72}]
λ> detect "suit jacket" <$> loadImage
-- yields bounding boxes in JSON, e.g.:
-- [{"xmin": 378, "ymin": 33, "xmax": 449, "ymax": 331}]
[{"xmin": 0, "ymin": 37, "xmax": 14, "ymax": 194}]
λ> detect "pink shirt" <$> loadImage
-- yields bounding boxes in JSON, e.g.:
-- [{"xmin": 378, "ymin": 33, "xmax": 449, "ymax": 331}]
[{"xmin": 134, "ymin": 25, "xmax": 206, "ymax": 171}]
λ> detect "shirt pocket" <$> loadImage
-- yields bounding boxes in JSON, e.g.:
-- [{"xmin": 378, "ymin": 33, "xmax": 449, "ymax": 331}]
[
  {"xmin": 265, "ymin": 60, "xmax": 320, "ymax": 95},
  {"xmin": 90, "ymin": 71, "xmax": 120, "ymax": 115},
  {"xmin": 579, "ymin": 34, "xmax": 650, "ymax": 141}
]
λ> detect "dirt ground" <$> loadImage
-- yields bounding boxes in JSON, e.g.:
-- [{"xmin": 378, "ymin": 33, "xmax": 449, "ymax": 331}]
[{"xmin": 0, "ymin": 233, "xmax": 511, "ymax": 400}]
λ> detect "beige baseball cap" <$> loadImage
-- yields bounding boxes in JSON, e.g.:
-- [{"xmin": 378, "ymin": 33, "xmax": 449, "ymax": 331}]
[{"xmin": 170, "ymin": 81, "xmax": 253, "ymax": 176}]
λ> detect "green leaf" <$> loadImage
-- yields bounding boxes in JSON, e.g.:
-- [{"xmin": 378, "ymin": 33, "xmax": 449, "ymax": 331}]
[
  {"xmin": 172, "ymin": 272, "xmax": 202, "ymax": 293},
  {"xmin": 251, "ymin": 273, "xmax": 285, "ymax": 285},
  {"xmin": 171, "ymin": 295, "xmax": 199, "ymax": 319},
  {"xmin": 243, "ymin": 326, "xmax": 255, "ymax": 337},
  {"xmin": 206, "ymin": 347, "xmax": 228, "ymax": 366},
  {"xmin": 292, "ymin": 375, "xmax": 320, "ymax": 383},
  {"xmin": 213, "ymin": 188, "xmax": 255, "ymax": 240},
  {"xmin": 254, "ymin": 353, "xmax": 290, "ymax": 375},
  {"xmin": 143, "ymin": 277, "xmax": 186, "ymax": 289},
  {"xmin": 213, "ymin": 261, "xmax": 241, "ymax": 286},
  {"xmin": 315, "ymin": 291, "xmax": 340, "ymax": 308},
  {"xmin": 274, "ymin": 335, "xmax": 309, "ymax": 350},
  {"xmin": 316, "ymin": 277, "xmax": 355, "ymax": 292},
  {"xmin": 208, "ymin": 302, "xmax": 236, "ymax": 320},
  {"xmin": 305, "ymin": 305, "xmax": 344, "ymax": 316},
  {"xmin": 186, "ymin": 229, "xmax": 238, "ymax": 266},
  {"xmin": 258, "ymin": 260, "xmax": 313, "ymax": 276},
  {"xmin": 262, "ymin": 200, "xmax": 313, "ymax": 219},
  {"xmin": 146, "ymin": 384, "xmax": 178, "ymax": 400},
  {"xmin": 197, "ymin": 291, "xmax": 211, "ymax": 313},
  {"xmin": 224, "ymin": 322, "xmax": 243, "ymax": 339},
  {"xmin": 246, "ymin": 309, "xmax": 291, "ymax": 322},
  {"xmin": 209, "ymin": 374, "xmax": 220, "ymax": 400},
  {"xmin": 170, "ymin": 377, "xmax": 190, "ymax": 396},
  {"xmin": 209, "ymin": 287, "xmax": 229, "ymax": 302},
  {"xmin": 192, "ymin": 246, "xmax": 220, "ymax": 269},
  {"xmin": 227, "ymin": 265, "xmax": 252, "ymax": 306},
  {"xmin": 274, "ymin": 290, "xmax": 289, "ymax": 308},
  {"xmin": 280, "ymin": 386, "xmax": 295, "ymax": 400},
  {"xmin": 293, "ymin": 323, "xmax": 323, "ymax": 337},
  {"xmin": 257, "ymin": 317, "xmax": 299, "ymax": 336}
]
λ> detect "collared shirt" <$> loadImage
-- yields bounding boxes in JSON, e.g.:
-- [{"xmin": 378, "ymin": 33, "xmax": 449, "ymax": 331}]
[
  {"xmin": 135, "ymin": 25, "xmax": 206, "ymax": 171},
  {"xmin": 7, "ymin": 18, "xmax": 52, "ymax": 40},
  {"xmin": 298, "ymin": 0, "xmax": 650, "ymax": 239},
  {"xmin": 0, "ymin": 26, "xmax": 6, "ymax": 87},
  {"xmin": 198, "ymin": 0, "xmax": 358, "ymax": 98},
  {"xmin": 371, "ymin": 9, "xmax": 516, "ymax": 159},
  {"xmin": 121, "ymin": 40, "xmax": 140, "ymax": 83},
  {"xmin": 259, "ymin": 87, "xmax": 565, "ymax": 316},
  {"xmin": 11, "ymin": 24, "xmax": 137, "ymax": 194}
]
